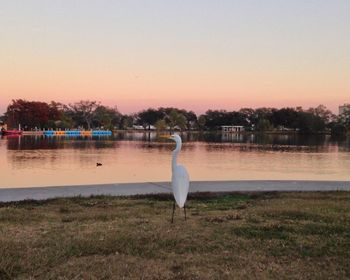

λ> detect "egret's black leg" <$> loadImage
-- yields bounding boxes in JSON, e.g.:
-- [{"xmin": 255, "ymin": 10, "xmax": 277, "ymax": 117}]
[
  {"xmin": 171, "ymin": 201, "xmax": 175, "ymax": 223},
  {"xmin": 184, "ymin": 204, "xmax": 187, "ymax": 221}
]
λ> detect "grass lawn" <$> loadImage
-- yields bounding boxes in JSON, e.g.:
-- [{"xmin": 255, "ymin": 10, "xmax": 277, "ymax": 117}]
[{"xmin": 0, "ymin": 191, "xmax": 349, "ymax": 279}]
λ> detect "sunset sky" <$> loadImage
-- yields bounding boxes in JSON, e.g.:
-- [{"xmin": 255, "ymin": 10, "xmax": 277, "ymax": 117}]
[{"xmin": 0, "ymin": 0, "xmax": 349, "ymax": 114}]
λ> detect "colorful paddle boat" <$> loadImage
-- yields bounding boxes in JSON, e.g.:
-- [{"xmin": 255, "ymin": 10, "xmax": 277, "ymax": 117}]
[{"xmin": 1, "ymin": 130, "xmax": 23, "ymax": 136}]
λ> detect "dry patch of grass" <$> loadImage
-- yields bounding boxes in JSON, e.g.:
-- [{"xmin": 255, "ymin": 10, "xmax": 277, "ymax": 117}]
[{"xmin": 0, "ymin": 191, "xmax": 349, "ymax": 279}]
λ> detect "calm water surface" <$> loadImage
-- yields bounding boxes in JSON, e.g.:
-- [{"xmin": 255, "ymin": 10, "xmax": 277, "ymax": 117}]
[{"xmin": 0, "ymin": 132, "xmax": 349, "ymax": 188}]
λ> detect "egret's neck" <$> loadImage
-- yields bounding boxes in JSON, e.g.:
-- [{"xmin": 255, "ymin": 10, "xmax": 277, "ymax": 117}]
[{"xmin": 172, "ymin": 141, "xmax": 181, "ymax": 170}]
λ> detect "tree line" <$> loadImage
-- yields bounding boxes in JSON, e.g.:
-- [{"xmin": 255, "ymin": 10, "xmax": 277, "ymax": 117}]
[{"xmin": 1, "ymin": 99, "xmax": 349, "ymax": 134}]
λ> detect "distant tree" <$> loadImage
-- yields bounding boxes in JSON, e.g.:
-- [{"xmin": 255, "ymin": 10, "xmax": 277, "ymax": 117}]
[
  {"xmin": 166, "ymin": 110, "xmax": 187, "ymax": 131},
  {"xmin": 229, "ymin": 111, "xmax": 250, "ymax": 126},
  {"xmin": 239, "ymin": 108, "xmax": 256, "ymax": 126},
  {"xmin": 48, "ymin": 101, "xmax": 63, "ymax": 121},
  {"xmin": 182, "ymin": 110, "xmax": 197, "ymax": 130},
  {"xmin": 156, "ymin": 107, "xmax": 197, "ymax": 130},
  {"xmin": 120, "ymin": 115, "xmax": 135, "ymax": 129},
  {"xmin": 93, "ymin": 105, "xmax": 121, "ymax": 129},
  {"xmin": 155, "ymin": 119, "xmax": 167, "ymax": 131},
  {"xmin": 69, "ymin": 100, "xmax": 100, "ymax": 129},
  {"xmin": 297, "ymin": 112, "xmax": 325, "ymax": 133},
  {"xmin": 56, "ymin": 112, "xmax": 74, "ymax": 129},
  {"xmin": 203, "ymin": 110, "xmax": 227, "ymax": 130},
  {"xmin": 197, "ymin": 115, "xmax": 206, "ymax": 130},
  {"xmin": 110, "ymin": 107, "xmax": 123, "ymax": 129},
  {"xmin": 271, "ymin": 108, "xmax": 299, "ymax": 129},
  {"xmin": 307, "ymin": 105, "xmax": 335, "ymax": 124},
  {"xmin": 337, "ymin": 110, "xmax": 350, "ymax": 134},
  {"xmin": 137, "ymin": 108, "xmax": 164, "ymax": 130},
  {"xmin": 32, "ymin": 102, "xmax": 51, "ymax": 129},
  {"xmin": 5, "ymin": 99, "xmax": 52, "ymax": 129},
  {"xmin": 329, "ymin": 122, "xmax": 346, "ymax": 135},
  {"xmin": 256, "ymin": 118, "xmax": 273, "ymax": 132},
  {"xmin": 46, "ymin": 120, "xmax": 57, "ymax": 130},
  {"xmin": 202, "ymin": 110, "xmax": 251, "ymax": 130},
  {"xmin": 2, "ymin": 100, "xmax": 344, "ymax": 134},
  {"xmin": 255, "ymin": 107, "xmax": 275, "ymax": 123}
]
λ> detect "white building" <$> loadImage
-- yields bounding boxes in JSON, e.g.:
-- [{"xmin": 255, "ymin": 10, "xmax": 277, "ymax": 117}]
[
  {"xmin": 132, "ymin": 125, "xmax": 144, "ymax": 130},
  {"xmin": 339, "ymin": 104, "xmax": 350, "ymax": 115},
  {"xmin": 221, "ymin": 125, "xmax": 244, "ymax": 133},
  {"xmin": 132, "ymin": 125, "xmax": 156, "ymax": 130}
]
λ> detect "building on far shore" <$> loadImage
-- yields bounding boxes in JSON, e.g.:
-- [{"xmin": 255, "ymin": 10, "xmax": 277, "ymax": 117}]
[
  {"xmin": 132, "ymin": 125, "xmax": 156, "ymax": 130},
  {"xmin": 339, "ymin": 104, "xmax": 350, "ymax": 115},
  {"xmin": 221, "ymin": 125, "xmax": 244, "ymax": 133}
]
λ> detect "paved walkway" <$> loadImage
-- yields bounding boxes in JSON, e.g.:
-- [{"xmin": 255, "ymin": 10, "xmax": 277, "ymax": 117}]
[{"xmin": 1, "ymin": 180, "xmax": 350, "ymax": 202}]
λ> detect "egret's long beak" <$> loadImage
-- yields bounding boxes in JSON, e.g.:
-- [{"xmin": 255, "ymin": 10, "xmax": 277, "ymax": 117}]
[{"xmin": 160, "ymin": 134, "xmax": 172, "ymax": 139}]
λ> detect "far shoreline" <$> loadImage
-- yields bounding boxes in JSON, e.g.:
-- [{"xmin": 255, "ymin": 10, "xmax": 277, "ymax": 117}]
[{"xmin": 13, "ymin": 129, "xmax": 350, "ymax": 137}]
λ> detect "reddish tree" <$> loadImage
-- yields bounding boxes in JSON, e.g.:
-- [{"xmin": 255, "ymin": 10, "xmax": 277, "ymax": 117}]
[{"xmin": 6, "ymin": 99, "xmax": 52, "ymax": 129}]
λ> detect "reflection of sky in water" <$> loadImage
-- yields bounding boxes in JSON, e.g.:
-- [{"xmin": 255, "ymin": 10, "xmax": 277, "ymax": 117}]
[{"xmin": 0, "ymin": 133, "xmax": 349, "ymax": 188}]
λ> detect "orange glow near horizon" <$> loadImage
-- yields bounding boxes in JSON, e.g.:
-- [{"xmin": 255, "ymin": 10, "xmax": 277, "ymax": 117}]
[{"xmin": 0, "ymin": 65, "xmax": 348, "ymax": 114}]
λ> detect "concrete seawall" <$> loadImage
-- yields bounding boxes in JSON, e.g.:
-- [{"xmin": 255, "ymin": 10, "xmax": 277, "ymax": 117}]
[{"xmin": 1, "ymin": 180, "xmax": 350, "ymax": 202}]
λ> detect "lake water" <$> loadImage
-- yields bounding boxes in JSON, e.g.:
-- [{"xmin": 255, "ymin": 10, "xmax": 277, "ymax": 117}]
[{"xmin": 0, "ymin": 132, "xmax": 349, "ymax": 188}]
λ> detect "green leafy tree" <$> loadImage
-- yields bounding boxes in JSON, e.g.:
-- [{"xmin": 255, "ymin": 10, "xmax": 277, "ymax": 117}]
[
  {"xmin": 254, "ymin": 108, "xmax": 275, "ymax": 124},
  {"xmin": 271, "ymin": 108, "xmax": 299, "ymax": 129},
  {"xmin": 48, "ymin": 101, "xmax": 63, "ymax": 121},
  {"xmin": 137, "ymin": 109, "xmax": 164, "ymax": 130},
  {"xmin": 69, "ymin": 100, "xmax": 100, "ymax": 129},
  {"xmin": 167, "ymin": 110, "xmax": 187, "ymax": 130},
  {"xmin": 239, "ymin": 108, "xmax": 256, "ymax": 125},
  {"xmin": 297, "ymin": 112, "xmax": 325, "ymax": 133},
  {"xmin": 197, "ymin": 115, "xmax": 206, "ymax": 130},
  {"xmin": 120, "ymin": 115, "xmax": 135, "ymax": 129},
  {"xmin": 93, "ymin": 105, "xmax": 121, "ymax": 129},
  {"xmin": 337, "ymin": 110, "xmax": 350, "ymax": 133},
  {"xmin": 307, "ymin": 105, "xmax": 335, "ymax": 124},
  {"xmin": 256, "ymin": 118, "xmax": 273, "ymax": 132},
  {"xmin": 203, "ymin": 110, "xmax": 227, "ymax": 130},
  {"xmin": 155, "ymin": 119, "xmax": 167, "ymax": 131},
  {"xmin": 329, "ymin": 122, "xmax": 346, "ymax": 135}
]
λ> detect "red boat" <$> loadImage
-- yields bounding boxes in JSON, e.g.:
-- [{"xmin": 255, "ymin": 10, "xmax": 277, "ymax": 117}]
[{"xmin": 1, "ymin": 130, "xmax": 23, "ymax": 136}]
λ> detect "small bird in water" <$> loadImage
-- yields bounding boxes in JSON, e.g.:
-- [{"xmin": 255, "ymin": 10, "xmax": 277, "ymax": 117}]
[{"xmin": 96, "ymin": 163, "xmax": 102, "ymax": 167}]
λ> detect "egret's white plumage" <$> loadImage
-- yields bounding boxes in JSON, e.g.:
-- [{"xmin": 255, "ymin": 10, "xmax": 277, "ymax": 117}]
[{"xmin": 169, "ymin": 134, "xmax": 189, "ymax": 208}]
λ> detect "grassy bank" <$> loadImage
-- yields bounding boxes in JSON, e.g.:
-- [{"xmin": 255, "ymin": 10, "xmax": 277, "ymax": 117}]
[{"xmin": 0, "ymin": 192, "xmax": 349, "ymax": 279}]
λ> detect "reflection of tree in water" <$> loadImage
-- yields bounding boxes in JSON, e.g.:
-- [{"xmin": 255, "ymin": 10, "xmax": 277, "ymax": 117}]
[
  {"xmin": 8, "ymin": 149, "xmax": 61, "ymax": 168},
  {"xmin": 113, "ymin": 132, "xmax": 158, "ymax": 142},
  {"xmin": 204, "ymin": 143, "xmax": 323, "ymax": 153},
  {"xmin": 69, "ymin": 137, "xmax": 118, "ymax": 150},
  {"xmin": 330, "ymin": 135, "xmax": 350, "ymax": 152},
  {"xmin": 135, "ymin": 141, "xmax": 195, "ymax": 152},
  {"xmin": 6, "ymin": 136, "xmax": 61, "ymax": 150}
]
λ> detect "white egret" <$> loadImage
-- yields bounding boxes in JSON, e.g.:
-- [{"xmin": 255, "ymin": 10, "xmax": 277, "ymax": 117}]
[{"xmin": 163, "ymin": 134, "xmax": 190, "ymax": 222}]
